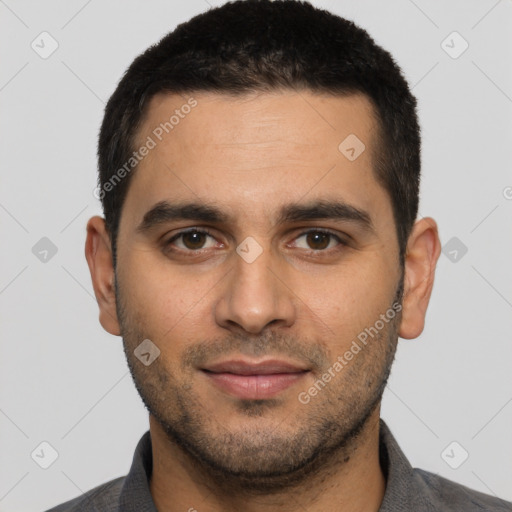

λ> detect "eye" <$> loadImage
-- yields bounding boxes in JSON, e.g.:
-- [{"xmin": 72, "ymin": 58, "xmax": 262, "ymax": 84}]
[
  {"xmin": 163, "ymin": 227, "xmax": 347, "ymax": 257},
  {"xmin": 166, "ymin": 228, "xmax": 219, "ymax": 251},
  {"xmin": 292, "ymin": 229, "xmax": 345, "ymax": 251}
]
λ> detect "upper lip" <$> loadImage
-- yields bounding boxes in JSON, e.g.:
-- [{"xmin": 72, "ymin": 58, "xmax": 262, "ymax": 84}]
[{"xmin": 202, "ymin": 359, "xmax": 309, "ymax": 375}]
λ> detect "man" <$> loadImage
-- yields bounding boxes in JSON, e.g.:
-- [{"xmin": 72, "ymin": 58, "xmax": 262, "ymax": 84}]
[{"xmin": 46, "ymin": 0, "xmax": 511, "ymax": 510}]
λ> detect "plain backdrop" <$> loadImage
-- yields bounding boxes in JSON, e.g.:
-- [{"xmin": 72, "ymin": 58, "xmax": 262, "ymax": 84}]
[{"xmin": 1, "ymin": 1, "xmax": 511, "ymax": 510}]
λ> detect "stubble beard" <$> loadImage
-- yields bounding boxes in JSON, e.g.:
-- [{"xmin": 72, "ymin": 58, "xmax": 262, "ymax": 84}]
[{"xmin": 116, "ymin": 274, "xmax": 403, "ymax": 493}]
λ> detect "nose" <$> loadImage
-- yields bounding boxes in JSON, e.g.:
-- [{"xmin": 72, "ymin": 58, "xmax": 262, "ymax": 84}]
[{"xmin": 214, "ymin": 243, "xmax": 296, "ymax": 334}]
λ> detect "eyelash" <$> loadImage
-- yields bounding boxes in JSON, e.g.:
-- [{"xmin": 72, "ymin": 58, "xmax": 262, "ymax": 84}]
[{"xmin": 163, "ymin": 227, "xmax": 348, "ymax": 256}]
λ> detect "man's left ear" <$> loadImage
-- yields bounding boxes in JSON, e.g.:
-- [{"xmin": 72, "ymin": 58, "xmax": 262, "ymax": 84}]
[{"xmin": 399, "ymin": 217, "xmax": 441, "ymax": 340}]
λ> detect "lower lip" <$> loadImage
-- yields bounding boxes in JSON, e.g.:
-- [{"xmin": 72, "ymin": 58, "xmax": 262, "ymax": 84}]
[{"xmin": 203, "ymin": 371, "xmax": 307, "ymax": 399}]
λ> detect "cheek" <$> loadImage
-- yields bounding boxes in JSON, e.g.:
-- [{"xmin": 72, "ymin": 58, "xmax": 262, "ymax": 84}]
[
  {"xmin": 297, "ymin": 263, "xmax": 396, "ymax": 347},
  {"xmin": 120, "ymin": 250, "xmax": 218, "ymax": 343}
]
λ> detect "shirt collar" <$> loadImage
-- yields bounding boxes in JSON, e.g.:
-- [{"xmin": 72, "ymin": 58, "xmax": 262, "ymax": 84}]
[
  {"xmin": 377, "ymin": 419, "xmax": 417, "ymax": 511},
  {"xmin": 119, "ymin": 430, "xmax": 157, "ymax": 511}
]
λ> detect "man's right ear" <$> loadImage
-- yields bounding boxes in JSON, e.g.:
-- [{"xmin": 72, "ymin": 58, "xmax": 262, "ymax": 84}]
[{"xmin": 84, "ymin": 216, "xmax": 121, "ymax": 336}]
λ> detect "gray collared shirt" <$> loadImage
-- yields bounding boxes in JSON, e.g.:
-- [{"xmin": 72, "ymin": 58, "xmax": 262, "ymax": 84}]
[{"xmin": 45, "ymin": 419, "xmax": 512, "ymax": 511}]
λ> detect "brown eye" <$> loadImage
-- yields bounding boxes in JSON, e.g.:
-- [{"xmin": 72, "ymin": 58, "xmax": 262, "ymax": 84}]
[
  {"xmin": 166, "ymin": 229, "xmax": 218, "ymax": 252},
  {"xmin": 294, "ymin": 230, "xmax": 343, "ymax": 251},
  {"xmin": 305, "ymin": 232, "xmax": 331, "ymax": 250},
  {"xmin": 181, "ymin": 231, "xmax": 208, "ymax": 250}
]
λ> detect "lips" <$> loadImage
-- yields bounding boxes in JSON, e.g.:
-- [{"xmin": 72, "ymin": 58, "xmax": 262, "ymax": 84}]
[
  {"xmin": 201, "ymin": 359, "xmax": 309, "ymax": 399},
  {"xmin": 204, "ymin": 359, "xmax": 308, "ymax": 375}
]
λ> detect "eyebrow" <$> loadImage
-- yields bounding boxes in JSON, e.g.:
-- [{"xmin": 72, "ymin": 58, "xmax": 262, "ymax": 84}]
[{"xmin": 136, "ymin": 199, "xmax": 375, "ymax": 234}]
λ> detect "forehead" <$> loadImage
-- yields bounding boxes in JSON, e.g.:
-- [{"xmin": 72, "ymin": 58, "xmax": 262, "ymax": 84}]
[
  {"xmin": 123, "ymin": 90, "xmax": 388, "ymax": 229},
  {"xmin": 136, "ymin": 89, "xmax": 379, "ymax": 157}
]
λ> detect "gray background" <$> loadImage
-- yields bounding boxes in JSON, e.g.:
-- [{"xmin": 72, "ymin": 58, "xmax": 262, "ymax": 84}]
[{"xmin": 1, "ymin": 0, "xmax": 511, "ymax": 510}]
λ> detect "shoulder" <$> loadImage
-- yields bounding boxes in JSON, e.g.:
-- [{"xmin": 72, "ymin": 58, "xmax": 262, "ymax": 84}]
[
  {"xmin": 378, "ymin": 419, "xmax": 511, "ymax": 511},
  {"xmin": 43, "ymin": 476, "xmax": 125, "ymax": 512},
  {"xmin": 413, "ymin": 468, "xmax": 512, "ymax": 511}
]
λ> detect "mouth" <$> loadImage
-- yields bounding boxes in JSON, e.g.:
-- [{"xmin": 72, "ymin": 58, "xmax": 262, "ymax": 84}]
[{"xmin": 201, "ymin": 359, "xmax": 310, "ymax": 400}]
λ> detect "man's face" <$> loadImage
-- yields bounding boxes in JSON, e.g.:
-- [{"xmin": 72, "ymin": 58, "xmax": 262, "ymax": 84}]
[{"xmin": 114, "ymin": 90, "xmax": 403, "ymax": 487}]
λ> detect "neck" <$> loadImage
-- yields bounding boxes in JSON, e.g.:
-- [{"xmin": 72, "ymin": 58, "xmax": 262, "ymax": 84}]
[{"xmin": 148, "ymin": 409, "xmax": 386, "ymax": 512}]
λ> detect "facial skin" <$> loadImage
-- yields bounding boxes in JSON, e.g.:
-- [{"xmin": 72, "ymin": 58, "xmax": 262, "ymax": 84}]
[{"xmin": 85, "ymin": 90, "xmax": 441, "ymax": 512}]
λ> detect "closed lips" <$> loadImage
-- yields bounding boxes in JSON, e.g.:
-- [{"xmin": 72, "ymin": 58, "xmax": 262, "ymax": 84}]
[{"xmin": 202, "ymin": 360, "xmax": 309, "ymax": 375}]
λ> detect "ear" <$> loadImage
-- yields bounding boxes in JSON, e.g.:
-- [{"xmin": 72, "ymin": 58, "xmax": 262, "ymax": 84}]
[
  {"xmin": 399, "ymin": 217, "xmax": 441, "ymax": 340},
  {"xmin": 84, "ymin": 216, "xmax": 121, "ymax": 336}
]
